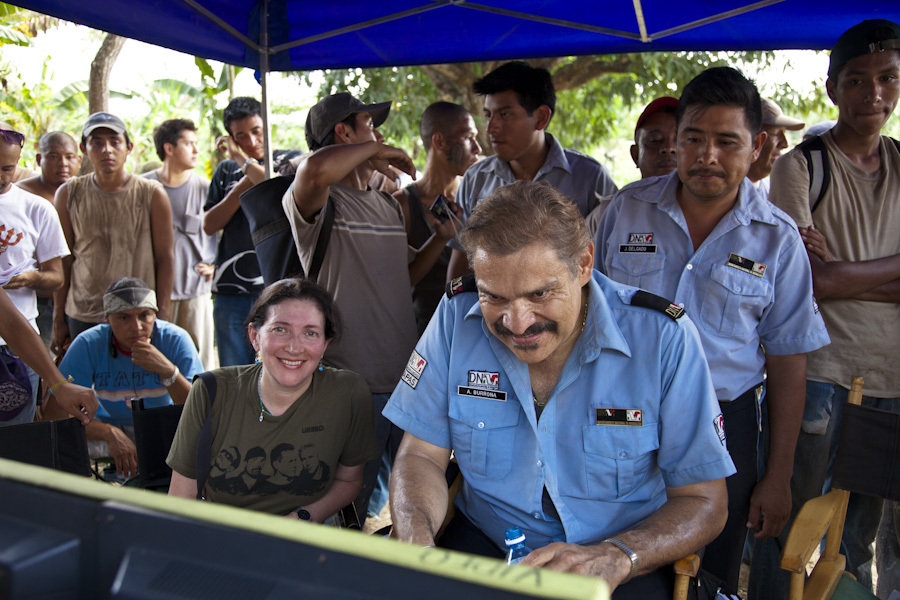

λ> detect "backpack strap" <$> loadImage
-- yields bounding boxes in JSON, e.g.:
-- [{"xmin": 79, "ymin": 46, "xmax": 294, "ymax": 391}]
[
  {"xmin": 308, "ymin": 196, "xmax": 335, "ymax": 282},
  {"xmin": 797, "ymin": 135, "xmax": 830, "ymax": 214},
  {"xmin": 194, "ymin": 371, "xmax": 218, "ymax": 500}
]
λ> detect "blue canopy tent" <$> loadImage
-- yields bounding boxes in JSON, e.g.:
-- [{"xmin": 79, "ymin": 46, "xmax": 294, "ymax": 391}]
[
  {"xmin": 10, "ymin": 1, "xmax": 900, "ymax": 70},
  {"xmin": 11, "ymin": 0, "xmax": 900, "ymax": 170}
]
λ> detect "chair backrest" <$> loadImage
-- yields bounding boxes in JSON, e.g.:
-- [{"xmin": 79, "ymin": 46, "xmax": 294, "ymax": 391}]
[
  {"xmin": 833, "ymin": 402, "xmax": 900, "ymax": 501},
  {"xmin": 130, "ymin": 399, "xmax": 184, "ymax": 489},
  {"xmin": 0, "ymin": 417, "xmax": 91, "ymax": 476}
]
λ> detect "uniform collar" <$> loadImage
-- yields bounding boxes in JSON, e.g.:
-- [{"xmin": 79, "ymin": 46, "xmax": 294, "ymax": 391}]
[
  {"xmin": 486, "ymin": 132, "xmax": 572, "ymax": 180},
  {"xmin": 650, "ymin": 172, "xmax": 778, "ymax": 227}
]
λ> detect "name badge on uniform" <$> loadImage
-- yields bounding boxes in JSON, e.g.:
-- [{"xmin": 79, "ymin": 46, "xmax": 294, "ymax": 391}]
[
  {"xmin": 726, "ymin": 253, "xmax": 766, "ymax": 277},
  {"xmin": 458, "ymin": 370, "xmax": 507, "ymax": 401},
  {"xmin": 619, "ymin": 232, "xmax": 657, "ymax": 254},
  {"xmin": 596, "ymin": 408, "xmax": 642, "ymax": 426}
]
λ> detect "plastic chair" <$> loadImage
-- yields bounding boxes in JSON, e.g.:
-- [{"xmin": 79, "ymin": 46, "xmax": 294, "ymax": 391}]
[{"xmin": 779, "ymin": 376, "xmax": 900, "ymax": 600}]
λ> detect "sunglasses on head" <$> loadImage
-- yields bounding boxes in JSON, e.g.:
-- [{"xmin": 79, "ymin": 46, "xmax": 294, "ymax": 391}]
[{"xmin": 0, "ymin": 129, "xmax": 25, "ymax": 148}]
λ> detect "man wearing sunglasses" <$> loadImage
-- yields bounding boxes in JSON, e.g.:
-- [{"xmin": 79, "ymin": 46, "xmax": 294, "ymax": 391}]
[{"xmin": 0, "ymin": 122, "xmax": 70, "ymax": 426}]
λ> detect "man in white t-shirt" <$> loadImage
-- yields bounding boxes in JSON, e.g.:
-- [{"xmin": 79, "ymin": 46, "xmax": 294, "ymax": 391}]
[{"xmin": 0, "ymin": 122, "xmax": 70, "ymax": 425}]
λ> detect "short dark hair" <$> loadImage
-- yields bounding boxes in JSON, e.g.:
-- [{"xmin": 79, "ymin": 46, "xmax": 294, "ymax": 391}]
[
  {"xmin": 473, "ymin": 61, "xmax": 556, "ymax": 119},
  {"xmin": 223, "ymin": 96, "xmax": 262, "ymax": 136},
  {"xmin": 246, "ymin": 278, "xmax": 342, "ymax": 342},
  {"xmin": 420, "ymin": 102, "xmax": 470, "ymax": 152},
  {"xmin": 37, "ymin": 131, "xmax": 78, "ymax": 154},
  {"xmin": 310, "ymin": 113, "xmax": 357, "ymax": 151},
  {"xmin": 153, "ymin": 119, "xmax": 196, "ymax": 161},
  {"xmin": 459, "ymin": 181, "xmax": 589, "ymax": 276},
  {"xmin": 270, "ymin": 442, "xmax": 295, "ymax": 467},
  {"xmin": 676, "ymin": 66, "xmax": 762, "ymax": 134}
]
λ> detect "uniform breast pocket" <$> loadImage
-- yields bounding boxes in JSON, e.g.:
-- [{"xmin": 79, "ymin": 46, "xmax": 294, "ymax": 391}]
[
  {"xmin": 700, "ymin": 264, "xmax": 771, "ymax": 336},
  {"xmin": 608, "ymin": 252, "xmax": 665, "ymax": 291},
  {"xmin": 581, "ymin": 424, "xmax": 659, "ymax": 501},
  {"xmin": 449, "ymin": 400, "xmax": 520, "ymax": 479}
]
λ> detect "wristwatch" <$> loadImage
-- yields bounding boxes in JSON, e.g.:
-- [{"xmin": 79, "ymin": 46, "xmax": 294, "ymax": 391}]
[
  {"xmin": 295, "ymin": 509, "xmax": 311, "ymax": 521},
  {"xmin": 161, "ymin": 365, "xmax": 179, "ymax": 387},
  {"xmin": 602, "ymin": 537, "xmax": 638, "ymax": 582},
  {"xmin": 241, "ymin": 158, "xmax": 255, "ymax": 173}
]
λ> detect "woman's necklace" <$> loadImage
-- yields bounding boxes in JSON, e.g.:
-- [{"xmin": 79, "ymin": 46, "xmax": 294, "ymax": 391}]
[{"xmin": 257, "ymin": 370, "xmax": 272, "ymax": 422}]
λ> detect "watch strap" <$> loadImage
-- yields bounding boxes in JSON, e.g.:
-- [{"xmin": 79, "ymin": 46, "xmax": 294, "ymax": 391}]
[{"xmin": 602, "ymin": 537, "xmax": 638, "ymax": 582}]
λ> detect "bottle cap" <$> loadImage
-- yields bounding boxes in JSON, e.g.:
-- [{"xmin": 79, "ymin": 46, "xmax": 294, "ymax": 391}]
[{"xmin": 504, "ymin": 527, "xmax": 525, "ymax": 546}]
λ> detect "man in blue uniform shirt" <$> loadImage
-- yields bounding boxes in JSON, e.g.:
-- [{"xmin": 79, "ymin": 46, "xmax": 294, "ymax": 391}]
[
  {"xmin": 385, "ymin": 181, "xmax": 734, "ymax": 598},
  {"xmin": 594, "ymin": 67, "xmax": 830, "ymax": 594}
]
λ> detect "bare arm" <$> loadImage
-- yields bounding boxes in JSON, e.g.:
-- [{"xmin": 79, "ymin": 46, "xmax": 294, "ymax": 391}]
[
  {"xmin": 289, "ymin": 463, "xmax": 365, "ymax": 523},
  {"xmin": 3, "ymin": 256, "xmax": 63, "ymax": 295},
  {"xmin": 0, "ymin": 288, "xmax": 96, "ymax": 423},
  {"xmin": 51, "ymin": 184, "xmax": 73, "ymax": 355},
  {"xmin": 389, "ymin": 432, "xmax": 452, "ymax": 546},
  {"xmin": 746, "ymin": 353, "xmax": 806, "ymax": 540},
  {"xmin": 446, "ymin": 249, "xmax": 472, "ymax": 282},
  {"xmin": 168, "ymin": 469, "xmax": 197, "ymax": 499},
  {"xmin": 800, "ymin": 227, "xmax": 900, "ymax": 301},
  {"xmin": 149, "ymin": 187, "xmax": 175, "ymax": 321},
  {"xmin": 292, "ymin": 142, "xmax": 415, "ymax": 221},
  {"xmin": 523, "ymin": 479, "xmax": 727, "ymax": 591},
  {"xmin": 129, "ymin": 339, "xmax": 191, "ymax": 404},
  {"xmin": 202, "ymin": 175, "xmax": 255, "ymax": 235}
]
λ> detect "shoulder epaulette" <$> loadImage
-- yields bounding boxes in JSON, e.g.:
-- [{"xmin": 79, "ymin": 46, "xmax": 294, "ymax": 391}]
[
  {"xmin": 630, "ymin": 290, "xmax": 684, "ymax": 320},
  {"xmin": 446, "ymin": 274, "xmax": 476, "ymax": 298}
]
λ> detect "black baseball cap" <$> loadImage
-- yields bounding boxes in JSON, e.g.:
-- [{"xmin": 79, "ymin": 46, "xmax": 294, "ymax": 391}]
[
  {"xmin": 828, "ymin": 19, "xmax": 900, "ymax": 80},
  {"xmin": 305, "ymin": 92, "xmax": 391, "ymax": 150}
]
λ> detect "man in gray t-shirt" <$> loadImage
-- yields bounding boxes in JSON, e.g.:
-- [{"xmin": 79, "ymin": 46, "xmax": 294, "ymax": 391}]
[
  {"xmin": 283, "ymin": 92, "xmax": 455, "ymax": 520},
  {"xmin": 146, "ymin": 119, "xmax": 218, "ymax": 370}
]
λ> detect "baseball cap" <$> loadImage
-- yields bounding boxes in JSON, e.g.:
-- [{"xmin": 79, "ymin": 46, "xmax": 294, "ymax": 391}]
[
  {"xmin": 761, "ymin": 98, "xmax": 805, "ymax": 131},
  {"xmin": 635, "ymin": 97, "xmax": 679, "ymax": 135},
  {"xmin": 828, "ymin": 19, "xmax": 900, "ymax": 80},
  {"xmin": 82, "ymin": 112, "xmax": 127, "ymax": 138},
  {"xmin": 305, "ymin": 92, "xmax": 391, "ymax": 150}
]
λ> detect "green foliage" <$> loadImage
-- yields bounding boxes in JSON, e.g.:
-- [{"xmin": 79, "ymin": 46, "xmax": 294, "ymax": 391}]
[
  {"xmin": 0, "ymin": 57, "xmax": 88, "ymax": 158},
  {"xmin": 299, "ymin": 66, "xmax": 439, "ymax": 162}
]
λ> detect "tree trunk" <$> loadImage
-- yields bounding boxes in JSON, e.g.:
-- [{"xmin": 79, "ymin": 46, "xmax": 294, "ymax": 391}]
[
  {"xmin": 81, "ymin": 33, "xmax": 125, "ymax": 175},
  {"xmin": 88, "ymin": 33, "xmax": 125, "ymax": 114}
]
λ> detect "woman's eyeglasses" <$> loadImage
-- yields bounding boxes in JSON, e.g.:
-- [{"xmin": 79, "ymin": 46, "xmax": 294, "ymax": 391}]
[{"xmin": 0, "ymin": 129, "xmax": 25, "ymax": 148}]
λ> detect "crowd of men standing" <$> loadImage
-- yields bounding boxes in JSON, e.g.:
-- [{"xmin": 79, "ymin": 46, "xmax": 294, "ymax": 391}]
[{"xmin": 0, "ymin": 16, "xmax": 897, "ymax": 600}]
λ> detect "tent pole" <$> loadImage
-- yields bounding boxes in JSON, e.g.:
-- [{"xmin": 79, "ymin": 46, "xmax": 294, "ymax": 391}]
[{"xmin": 260, "ymin": 0, "xmax": 273, "ymax": 178}]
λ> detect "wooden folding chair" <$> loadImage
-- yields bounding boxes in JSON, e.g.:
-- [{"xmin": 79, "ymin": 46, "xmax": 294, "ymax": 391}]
[{"xmin": 779, "ymin": 376, "xmax": 900, "ymax": 600}]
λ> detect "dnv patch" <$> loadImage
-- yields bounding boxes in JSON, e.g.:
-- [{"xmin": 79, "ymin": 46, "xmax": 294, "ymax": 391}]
[
  {"xmin": 402, "ymin": 350, "xmax": 427, "ymax": 389},
  {"xmin": 714, "ymin": 413, "xmax": 726, "ymax": 446}
]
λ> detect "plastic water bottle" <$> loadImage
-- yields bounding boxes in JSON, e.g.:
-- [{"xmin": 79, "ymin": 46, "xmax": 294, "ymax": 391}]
[{"xmin": 504, "ymin": 527, "xmax": 533, "ymax": 566}]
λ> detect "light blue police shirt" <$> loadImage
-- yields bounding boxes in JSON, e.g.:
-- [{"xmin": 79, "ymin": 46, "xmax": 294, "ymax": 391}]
[
  {"xmin": 383, "ymin": 271, "xmax": 735, "ymax": 551},
  {"xmin": 595, "ymin": 173, "xmax": 830, "ymax": 401},
  {"xmin": 448, "ymin": 133, "xmax": 617, "ymax": 251}
]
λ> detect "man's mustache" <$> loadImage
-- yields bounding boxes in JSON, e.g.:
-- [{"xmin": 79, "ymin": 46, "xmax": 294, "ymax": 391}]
[{"xmin": 493, "ymin": 320, "xmax": 558, "ymax": 338}]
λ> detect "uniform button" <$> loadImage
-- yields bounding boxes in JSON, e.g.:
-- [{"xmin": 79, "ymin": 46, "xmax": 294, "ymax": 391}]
[
  {"xmin": 534, "ymin": 512, "xmax": 541, "ymax": 519},
  {"xmin": 477, "ymin": 421, "xmax": 485, "ymax": 429},
  {"xmin": 677, "ymin": 302, "xmax": 685, "ymax": 308},
  {"xmin": 619, "ymin": 451, "xmax": 627, "ymax": 458},
  {"xmin": 537, "ymin": 460, "xmax": 543, "ymax": 467},
  {"xmin": 686, "ymin": 264, "xmax": 693, "ymax": 271}
]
